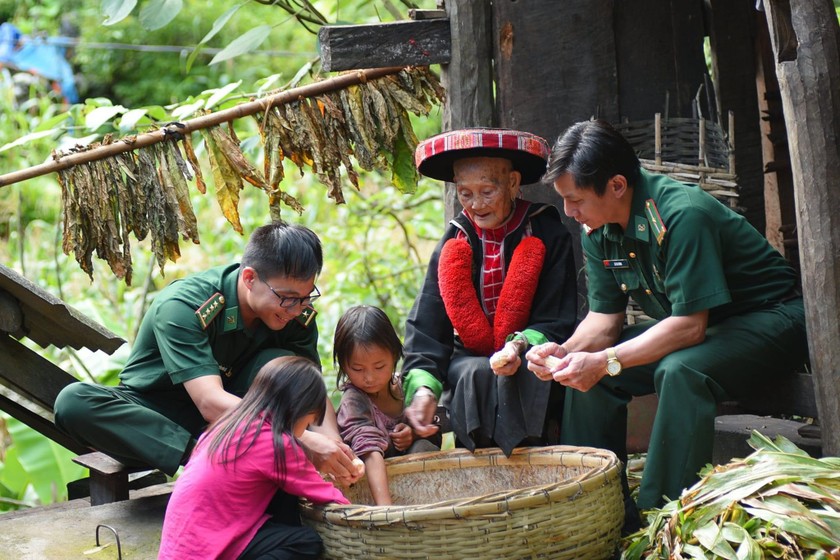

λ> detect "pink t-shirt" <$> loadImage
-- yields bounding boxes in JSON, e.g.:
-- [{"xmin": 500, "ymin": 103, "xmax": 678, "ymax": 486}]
[{"xmin": 158, "ymin": 420, "xmax": 349, "ymax": 560}]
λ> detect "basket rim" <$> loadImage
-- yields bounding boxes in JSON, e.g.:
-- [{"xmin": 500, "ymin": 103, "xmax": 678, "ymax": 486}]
[{"xmin": 300, "ymin": 445, "xmax": 621, "ymax": 525}]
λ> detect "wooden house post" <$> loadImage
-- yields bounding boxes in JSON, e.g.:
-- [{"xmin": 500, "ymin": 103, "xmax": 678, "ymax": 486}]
[
  {"xmin": 439, "ymin": 0, "xmax": 495, "ymax": 221},
  {"xmin": 762, "ymin": 0, "xmax": 840, "ymax": 455}
]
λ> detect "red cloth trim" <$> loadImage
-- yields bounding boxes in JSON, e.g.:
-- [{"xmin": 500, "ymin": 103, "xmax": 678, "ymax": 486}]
[
  {"xmin": 416, "ymin": 129, "xmax": 549, "ymax": 167},
  {"xmin": 438, "ymin": 238, "xmax": 494, "ymax": 356},
  {"xmin": 438, "ymin": 234, "xmax": 547, "ymax": 355},
  {"xmin": 462, "ymin": 201, "xmax": 531, "ymax": 318},
  {"xmin": 493, "ymin": 236, "xmax": 546, "ymax": 349}
]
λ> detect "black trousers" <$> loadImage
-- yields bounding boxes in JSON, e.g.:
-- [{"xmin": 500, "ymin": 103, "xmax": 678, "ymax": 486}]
[{"xmin": 238, "ymin": 492, "xmax": 323, "ymax": 560}]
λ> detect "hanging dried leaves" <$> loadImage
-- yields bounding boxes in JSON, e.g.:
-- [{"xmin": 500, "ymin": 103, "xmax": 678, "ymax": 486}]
[{"xmin": 58, "ymin": 66, "xmax": 443, "ymax": 284}]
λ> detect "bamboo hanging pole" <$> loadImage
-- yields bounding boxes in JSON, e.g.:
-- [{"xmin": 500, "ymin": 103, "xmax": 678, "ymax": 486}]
[{"xmin": 0, "ymin": 66, "xmax": 406, "ymax": 189}]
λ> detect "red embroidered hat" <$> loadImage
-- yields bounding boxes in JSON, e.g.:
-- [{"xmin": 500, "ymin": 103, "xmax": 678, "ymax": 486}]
[{"xmin": 415, "ymin": 128, "xmax": 550, "ymax": 185}]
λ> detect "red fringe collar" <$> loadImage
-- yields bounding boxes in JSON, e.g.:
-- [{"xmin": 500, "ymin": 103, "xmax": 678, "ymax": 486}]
[{"xmin": 438, "ymin": 235, "xmax": 546, "ymax": 355}]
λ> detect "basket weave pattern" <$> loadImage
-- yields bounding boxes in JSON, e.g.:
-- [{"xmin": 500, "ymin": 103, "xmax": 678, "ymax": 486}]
[{"xmin": 301, "ymin": 446, "xmax": 624, "ymax": 559}]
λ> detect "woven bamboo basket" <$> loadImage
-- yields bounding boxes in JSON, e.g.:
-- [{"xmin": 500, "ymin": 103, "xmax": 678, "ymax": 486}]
[
  {"xmin": 616, "ymin": 113, "xmax": 740, "ymax": 326},
  {"xmin": 615, "ymin": 113, "xmax": 740, "ymax": 210},
  {"xmin": 300, "ymin": 446, "xmax": 624, "ymax": 560}
]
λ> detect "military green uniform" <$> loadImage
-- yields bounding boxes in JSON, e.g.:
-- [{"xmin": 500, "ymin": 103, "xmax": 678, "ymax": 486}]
[
  {"xmin": 54, "ymin": 264, "xmax": 319, "ymax": 475},
  {"xmin": 561, "ymin": 169, "xmax": 808, "ymax": 509}
]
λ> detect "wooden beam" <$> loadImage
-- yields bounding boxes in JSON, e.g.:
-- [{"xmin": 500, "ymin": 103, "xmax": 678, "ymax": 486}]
[
  {"xmin": 441, "ymin": 0, "xmax": 496, "ymax": 222},
  {"xmin": 0, "ymin": 290, "xmax": 23, "ymax": 336},
  {"xmin": 318, "ymin": 19, "xmax": 450, "ymax": 72},
  {"xmin": 762, "ymin": 0, "xmax": 840, "ymax": 455},
  {"xmin": 0, "ymin": 392, "xmax": 88, "ymax": 454},
  {"xmin": 0, "ymin": 335, "xmax": 79, "ymax": 411},
  {"xmin": 409, "ymin": 9, "xmax": 447, "ymax": 20}
]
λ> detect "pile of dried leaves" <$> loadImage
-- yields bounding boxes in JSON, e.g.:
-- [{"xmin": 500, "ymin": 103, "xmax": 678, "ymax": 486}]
[
  {"xmin": 622, "ymin": 432, "xmax": 840, "ymax": 560},
  {"xmin": 58, "ymin": 67, "xmax": 443, "ymax": 284}
]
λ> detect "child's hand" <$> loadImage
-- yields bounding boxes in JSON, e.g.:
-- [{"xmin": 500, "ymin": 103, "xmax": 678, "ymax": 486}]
[{"xmin": 390, "ymin": 423, "xmax": 414, "ymax": 452}]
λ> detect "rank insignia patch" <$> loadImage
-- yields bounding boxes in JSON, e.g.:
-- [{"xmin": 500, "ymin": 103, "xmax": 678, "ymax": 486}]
[
  {"xmin": 196, "ymin": 292, "xmax": 225, "ymax": 329},
  {"xmin": 644, "ymin": 199, "xmax": 667, "ymax": 245},
  {"xmin": 295, "ymin": 306, "xmax": 317, "ymax": 328}
]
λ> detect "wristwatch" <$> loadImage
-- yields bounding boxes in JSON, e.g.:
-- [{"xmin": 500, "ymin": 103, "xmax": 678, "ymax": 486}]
[{"xmin": 605, "ymin": 347, "xmax": 622, "ymax": 377}]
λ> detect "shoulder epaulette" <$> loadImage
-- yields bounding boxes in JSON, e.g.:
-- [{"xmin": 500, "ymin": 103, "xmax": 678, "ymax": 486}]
[
  {"xmin": 644, "ymin": 198, "xmax": 667, "ymax": 245},
  {"xmin": 295, "ymin": 306, "xmax": 317, "ymax": 328},
  {"xmin": 195, "ymin": 292, "xmax": 226, "ymax": 330}
]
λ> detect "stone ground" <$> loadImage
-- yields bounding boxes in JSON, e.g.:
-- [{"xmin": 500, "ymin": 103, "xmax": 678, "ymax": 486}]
[{"xmin": 0, "ymin": 484, "xmax": 172, "ymax": 560}]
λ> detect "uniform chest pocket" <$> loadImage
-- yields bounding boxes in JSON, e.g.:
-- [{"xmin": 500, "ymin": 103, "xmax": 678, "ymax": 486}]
[{"xmin": 611, "ymin": 269, "xmax": 641, "ymax": 296}]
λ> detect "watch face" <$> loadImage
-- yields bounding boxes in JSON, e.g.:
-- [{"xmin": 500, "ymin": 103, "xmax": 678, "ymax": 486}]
[{"xmin": 607, "ymin": 361, "xmax": 621, "ymax": 376}]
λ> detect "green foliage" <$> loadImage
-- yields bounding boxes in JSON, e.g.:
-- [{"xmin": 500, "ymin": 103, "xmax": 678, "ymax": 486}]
[
  {"xmin": 0, "ymin": 417, "xmax": 86, "ymax": 511},
  {"xmin": 621, "ymin": 432, "xmax": 840, "ymax": 559},
  {"xmin": 54, "ymin": 1, "xmax": 317, "ymax": 107}
]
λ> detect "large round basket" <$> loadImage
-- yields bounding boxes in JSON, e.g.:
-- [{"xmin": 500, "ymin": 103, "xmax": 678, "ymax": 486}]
[{"xmin": 301, "ymin": 445, "xmax": 624, "ymax": 560}]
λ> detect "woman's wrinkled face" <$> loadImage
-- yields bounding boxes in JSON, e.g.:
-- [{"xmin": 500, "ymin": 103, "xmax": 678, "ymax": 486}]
[{"xmin": 453, "ymin": 157, "xmax": 521, "ymax": 230}]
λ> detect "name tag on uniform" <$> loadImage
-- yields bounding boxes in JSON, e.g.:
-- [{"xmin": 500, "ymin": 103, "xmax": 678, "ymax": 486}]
[{"xmin": 603, "ymin": 259, "xmax": 630, "ymax": 269}]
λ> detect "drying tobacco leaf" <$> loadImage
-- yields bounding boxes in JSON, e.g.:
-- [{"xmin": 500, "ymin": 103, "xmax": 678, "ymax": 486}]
[
  {"xmin": 382, "ymin": 74, "xmax": 431, "ymax": 116},
  {"xmin": 89, "ymin": 156, "xmax": 129, "ymax": 282},
  {"xmin": 320, "ymin": 92, "xmax": 359, "ymax": 190},
  {"xmin": 181, "ymin": 134, "xmax": 206, "ymax": 194},
  {"xmin": 339, "ymin": 86, "xmax": 378, "ymax": 171},
  {"xmin": 256, "ymin": 110, "xmax": 285, "ymax": 191},
  {"xmin": 201, "ymin": 126, "xmax": 244, "ymax": 234},
  {"xmin": 71, "ymin": 164, "xmax": 97, "ymax": 279},
  {"xmin": 270, "ymin": 189, "xmax": 304, "ymax": 217},
  {"xmin": 116, "ymin": 152, "xmax": 147, "ymax": 241},
  {"xmin": 364, "ymin": 80, "xmax": 396, "ymax": 148},
  {"xmin": 161, "ymin": 141, "xmax": 200, "ymax": 245},
  {"xmin": 299, "ymin": 97, "xmax": 344, "ymax": 203},
  {"xmin": 283, "ymin": 102, "xmax": 316, "ymax": 171},
  {"xmin": 138, "ymin": 147, "xmax": 179, "ymax": 272},
  {"xmin": 254, "ymin": 108, "xmax": 303, "ymax": 217},
  {"xmin": 206, "ymin": 124, "xmax": 267, "ymax": 190},
  {"xmin": 102, "ymin": 151, "xmax": 136, "ymax": 282}
]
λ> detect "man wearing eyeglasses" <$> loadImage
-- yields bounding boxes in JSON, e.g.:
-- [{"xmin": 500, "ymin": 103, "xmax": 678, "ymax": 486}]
[{"xmin": 55, "ymin": 222, "xmax": 362, "ymax": 486}]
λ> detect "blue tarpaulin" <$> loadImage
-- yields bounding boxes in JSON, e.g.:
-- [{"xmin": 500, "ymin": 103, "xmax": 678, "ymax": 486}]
[{"xmin": 0, "ymin": 22, "xmax": 79, "ymax": 103}]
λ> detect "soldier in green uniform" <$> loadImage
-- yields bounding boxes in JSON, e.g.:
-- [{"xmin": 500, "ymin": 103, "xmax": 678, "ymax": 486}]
[
  {"xmin": 526, "ymin": 120, "xmax": 808, "ymax": 523},
  {"xmin": 55, "ymin": 222, "xmax": 361, "ymax": 483}
]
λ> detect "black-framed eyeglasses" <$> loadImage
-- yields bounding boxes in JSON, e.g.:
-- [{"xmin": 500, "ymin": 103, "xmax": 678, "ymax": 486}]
[{"xmin": 260, "ymin": 278, "xmax": 320, "ymax": 309}]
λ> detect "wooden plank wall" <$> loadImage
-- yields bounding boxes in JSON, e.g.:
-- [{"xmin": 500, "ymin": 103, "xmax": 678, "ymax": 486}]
[
  {"xmin": 441, "ymin": 0, "xmax": 496, "ymax": 223},
  {"xmin": 613, "ymin": 0, "xmax": 709, "ymax": 120},
  {"xmin": 491, "ymin": 0, "xmax": 619, "ymax": 318},
  {"xmin": 706, "ymin": 0, "xmax": 767, "ymax": 235}
]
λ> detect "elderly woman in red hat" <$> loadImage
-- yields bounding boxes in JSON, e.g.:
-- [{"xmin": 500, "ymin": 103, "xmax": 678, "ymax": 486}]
[{"xmin": 401, "ymin": 128, "xmax": 578, "ymax": 455}]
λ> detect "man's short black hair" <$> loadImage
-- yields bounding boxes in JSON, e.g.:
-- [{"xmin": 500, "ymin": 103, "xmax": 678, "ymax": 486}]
[
  {"xmin": 544, "ymin": 119, "xmax": 641, "ymax": 196},
  {"xmin": 241, "ymin": 222, "xmax": 322, "ymax": 280}
]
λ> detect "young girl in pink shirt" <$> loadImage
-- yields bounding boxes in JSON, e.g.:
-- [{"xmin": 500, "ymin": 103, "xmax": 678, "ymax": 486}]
[{"xmin": 158, "ymin": 356, "xmax": 349, "ymax": 560}]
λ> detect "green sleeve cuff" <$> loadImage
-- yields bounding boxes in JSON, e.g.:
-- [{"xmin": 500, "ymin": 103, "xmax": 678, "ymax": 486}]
[
  {"xmin": 504, "ymin": 328, "xmax": 548, "ymax": 347},
  {"xmin": 403, "ymin": 369, "xmax": 443, "ymax": 407}
]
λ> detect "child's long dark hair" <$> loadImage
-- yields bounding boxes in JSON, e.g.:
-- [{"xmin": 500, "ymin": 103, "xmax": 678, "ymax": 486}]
[
  {"xmin": 204, "ymin": 356, "xmax": 327, "ymax": 478},
  {"xmin": 333, "ymin": 305, "xmax": 403, "ymax": 395}
]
